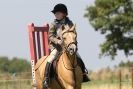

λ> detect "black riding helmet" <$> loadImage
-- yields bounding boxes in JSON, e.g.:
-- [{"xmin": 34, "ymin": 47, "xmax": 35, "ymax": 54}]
[{"xmin": 51, "ymin": 3, "xmax": 68, "ymax": 15}]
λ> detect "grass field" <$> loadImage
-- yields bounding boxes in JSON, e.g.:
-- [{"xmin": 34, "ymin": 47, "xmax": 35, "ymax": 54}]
[
  {"xmin": 0, "ymin": 79, "xmax": 32, "ymax": 89},
  {"xmin": 0, "ymin": 79, "xmax": 132, "ymax": 89},
  {"xmin": 82, "ymin": 81, "xmax": 132, "ymax": 89}
]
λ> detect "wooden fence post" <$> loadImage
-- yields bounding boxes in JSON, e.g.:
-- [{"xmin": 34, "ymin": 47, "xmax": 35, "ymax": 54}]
[
  {"xmin": 119, "ymin": 69, "xmax": 122, "ymax": 89},
  {"xmin": 131, "ymin": 68, "xmax": 133, "ymax": 89}
]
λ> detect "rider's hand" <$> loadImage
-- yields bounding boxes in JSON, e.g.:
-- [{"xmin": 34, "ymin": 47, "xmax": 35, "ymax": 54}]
[{"xmin": 57, "ymin": 40, "xmax": 63, "ymax": 45}]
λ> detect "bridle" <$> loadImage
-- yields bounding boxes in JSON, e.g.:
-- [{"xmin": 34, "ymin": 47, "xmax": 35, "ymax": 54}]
[{"xmin": 61, "ymin": 30, "xmax": 78, "ymax": 53}]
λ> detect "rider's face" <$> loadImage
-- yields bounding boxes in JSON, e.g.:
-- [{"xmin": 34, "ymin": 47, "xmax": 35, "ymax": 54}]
[{"xmin": 54, "ymin": 12, "xmax": 66, "ymax": 20}]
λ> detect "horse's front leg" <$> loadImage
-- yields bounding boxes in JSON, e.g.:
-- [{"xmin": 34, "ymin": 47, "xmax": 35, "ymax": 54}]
[
  {"xmin": 65, "ymin": 81, "xmax": 76, "ymax": 89},
  {"xmin": 66, "ymin": 85, "xmax": 75, "ymax": 89}
]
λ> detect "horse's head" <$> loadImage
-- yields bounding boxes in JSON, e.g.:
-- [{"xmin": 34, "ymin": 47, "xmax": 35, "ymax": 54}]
[{"xmin": 60, "ymin": 24, "xmax": 78, "ymax": 55}]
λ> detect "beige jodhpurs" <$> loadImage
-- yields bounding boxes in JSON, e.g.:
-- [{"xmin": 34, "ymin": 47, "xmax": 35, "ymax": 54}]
[{"xmin": 47, "ymin": 48, "xmax": 60, "ymax": 63}]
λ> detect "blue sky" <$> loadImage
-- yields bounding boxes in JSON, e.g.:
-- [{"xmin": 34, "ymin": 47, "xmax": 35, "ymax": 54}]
[{"xmin": 0, "ymin": 0, "xmax": 132, "ymax": 70}]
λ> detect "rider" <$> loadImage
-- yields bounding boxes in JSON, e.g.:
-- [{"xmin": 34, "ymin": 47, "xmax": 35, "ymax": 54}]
[{"xmin": 43, "ymin": 3, "xmax": 90, "ymax": 88}]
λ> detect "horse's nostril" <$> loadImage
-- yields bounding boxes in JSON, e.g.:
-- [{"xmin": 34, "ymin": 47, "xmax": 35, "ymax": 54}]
[{"xmin": 70, "ymin": 48, "xmax": 73, "ymax": 51}]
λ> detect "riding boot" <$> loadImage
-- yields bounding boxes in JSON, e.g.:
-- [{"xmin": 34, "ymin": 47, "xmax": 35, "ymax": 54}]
[
  {"xmin": 76, "ymin": 54, "xmax": 91, "ymax": 82},
  {"xmin": 43, "ymin": 62, "xmax": 51, "ymax": 89}
]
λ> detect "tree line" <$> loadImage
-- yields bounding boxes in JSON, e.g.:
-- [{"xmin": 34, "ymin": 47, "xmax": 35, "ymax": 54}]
[{"xmin": 0, "ymin": 56, "xmax": 31, "ymax": 73}]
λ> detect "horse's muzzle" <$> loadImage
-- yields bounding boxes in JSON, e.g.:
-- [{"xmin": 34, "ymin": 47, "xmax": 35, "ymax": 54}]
[{"xmin": 68, "ymin": 44, "xmax": 77, "ymax": 55}]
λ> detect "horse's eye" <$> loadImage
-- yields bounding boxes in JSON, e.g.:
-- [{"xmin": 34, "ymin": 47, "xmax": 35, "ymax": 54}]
[{"xmin": 63, "ymin": 37, "xmax": 66, "ymax": 40}]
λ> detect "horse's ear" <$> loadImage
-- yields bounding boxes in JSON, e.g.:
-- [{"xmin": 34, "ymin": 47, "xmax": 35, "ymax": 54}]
[
  {"xmin": 70, "ymin": 24, "xmax": 76, "ymax": 31},
  {"xmin": 61, "ymin": 25, "xmax": 65, "ymax": 31},
  {"xmin": 60, "ymin": 25, "xmax": 67, "ymax": 35},
  {"xmin": 65, "ymin": 24, "xmax": 70, "ymax": 30}
]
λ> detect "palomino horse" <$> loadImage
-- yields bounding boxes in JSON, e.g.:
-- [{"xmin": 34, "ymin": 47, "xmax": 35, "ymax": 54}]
[{"xmin": 34, "ymin": 24, "xmax": 83, "ymax": 89}]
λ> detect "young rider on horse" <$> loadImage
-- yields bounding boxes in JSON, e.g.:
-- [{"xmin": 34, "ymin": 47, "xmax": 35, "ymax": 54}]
[{"xmin": 43, "ymin": 3, "xmax": 90, "ymax": 88}]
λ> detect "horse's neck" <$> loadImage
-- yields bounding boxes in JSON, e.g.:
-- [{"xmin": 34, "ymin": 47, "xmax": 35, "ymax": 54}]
[
  {"xmin": 56, "ymin": 52, "xmax": 78, "ymax": 89},
  {"xmin": 61, "ymin": 51, "xmax": 77, "ymax": 68}
]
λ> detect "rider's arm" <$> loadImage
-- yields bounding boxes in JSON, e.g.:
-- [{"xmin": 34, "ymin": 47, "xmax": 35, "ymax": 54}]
[{"xmin": 49, "ymin": 23, "xmax": 60, "ymax": 45}]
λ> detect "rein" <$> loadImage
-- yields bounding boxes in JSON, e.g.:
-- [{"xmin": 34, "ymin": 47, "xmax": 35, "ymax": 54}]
[
  {"xmin": 55, "ymin": 26, "xmax": 78, "ymax": 89},
  {"xmin": 62, "ymin": 51, "xmax": 78, "ymax": 70},
  {"xmin": 60, "ymin": 30, "xmax": 78, "ymax": 70}
]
